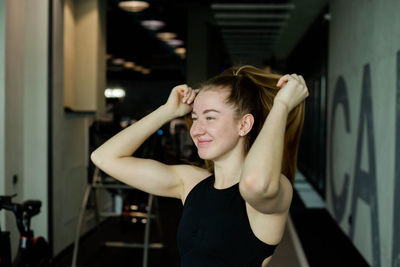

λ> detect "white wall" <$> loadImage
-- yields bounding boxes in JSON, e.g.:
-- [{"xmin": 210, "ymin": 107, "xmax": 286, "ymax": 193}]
[
  {"xmin": 0, "ymin": 0, "xmax": 6, "ymax": 227},
  {"xmin": 22, "ymin": 0, "xmax": 49, "ymax": 239},
  {"xmin": 4, "ymin": 0, "xmax": 28, "ymax": 254},
  {"xmin": 326, "ymin": 0, "xmax": 400, "ymax": 266},
  {"xmin": 2, "ymin": 0, "xmax": 49, "ymax": 256}
]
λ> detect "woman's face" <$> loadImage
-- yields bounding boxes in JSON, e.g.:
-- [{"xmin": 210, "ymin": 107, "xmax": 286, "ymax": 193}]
[{"xmin": 190, "ymin": 87, "xmax": 242, "ymax": 160}]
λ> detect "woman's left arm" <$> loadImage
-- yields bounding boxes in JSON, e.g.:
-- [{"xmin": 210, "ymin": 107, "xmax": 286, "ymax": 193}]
[{"xmin": 239, "ymin": 74, "xmax": 308, "ymax": 214}]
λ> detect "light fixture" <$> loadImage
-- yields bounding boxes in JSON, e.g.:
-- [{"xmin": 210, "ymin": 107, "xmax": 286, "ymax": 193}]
[
  {"xmin": 112, "ymin": 58, "xmax": 125, "ymax": 65},
  {"xmin": 105, "ymin": 88, "xmax": 126, "ymax": 98},
  {"xmin": 324, "ymin": 13, "xmax": 331, "ymax": 21},
  {"xmin": 166, "ymin": 39, "xmax": 184, "ymax": 47},
  {"xmin": 133, "ymin": 65, "xmax": 144, "ymax": 72},
  {"xmin": 118, "ymin": 1, "xmax": 149, "ymax": 12},
  {"xmin": 106, "ymin": 54, "xmax": 113, "ymax": 60},
  {"xmin": 141, "ymin": 68, "xmax": 151, "ymax": 75},
  {"xmin": 175, "ymin": 47, "xmax": 186, "ymax": 59},
  {"xmin": 141, "ymin": 20, "xmax": 165, "ymax": 31},
  {"xmin": 124, "ymin": 61, "xmax": 136, "ymax": 69},
  {"xmin": 156, "ymin": 32, "xmax": 177, "ymax": 41}
]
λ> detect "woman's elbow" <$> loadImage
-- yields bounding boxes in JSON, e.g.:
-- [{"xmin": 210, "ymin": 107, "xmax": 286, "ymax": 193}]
[
  {"xmin": 90, "ymin": 150, "xmax": 104, "ymax": 167},
  {"xmin": 240, "ymin": 175, "xmax": 279, "ymax": 199}
]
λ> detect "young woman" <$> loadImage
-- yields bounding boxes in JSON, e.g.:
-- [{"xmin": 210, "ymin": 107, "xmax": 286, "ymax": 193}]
[{"xmin": 91, "ymin": 65, "xmax": 308, "ymax": 267}]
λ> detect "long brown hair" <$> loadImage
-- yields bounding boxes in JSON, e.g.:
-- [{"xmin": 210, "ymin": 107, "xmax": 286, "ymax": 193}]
[{"xmin": 185, "ymin": 65, "xmax": 305, "ymax": 184}]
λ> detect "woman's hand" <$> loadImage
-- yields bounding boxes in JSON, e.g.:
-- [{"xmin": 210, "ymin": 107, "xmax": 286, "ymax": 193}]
[
  {"xmin": 275, "ymin": 74, "xmax": 309, "ymax": 112},
  {"xmin": 164, "ymin": 84, "xmax": 199, "ymax": 117}
]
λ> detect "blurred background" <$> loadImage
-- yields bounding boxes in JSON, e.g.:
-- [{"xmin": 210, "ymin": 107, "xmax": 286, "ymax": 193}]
[{"xmin": 1, "ymin": 0, "xmax": 399, "ymax": 266}]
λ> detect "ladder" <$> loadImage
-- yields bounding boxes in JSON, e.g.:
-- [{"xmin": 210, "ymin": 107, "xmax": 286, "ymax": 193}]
[{"xmin": 71, "ymin": 167, "xmax": 165, "ymax": 267}]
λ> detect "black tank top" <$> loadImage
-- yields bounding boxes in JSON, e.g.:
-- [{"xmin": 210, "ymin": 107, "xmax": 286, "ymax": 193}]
[{"xmin": 177, "ymin": 175, "xmax": 278, "ymax": 267}]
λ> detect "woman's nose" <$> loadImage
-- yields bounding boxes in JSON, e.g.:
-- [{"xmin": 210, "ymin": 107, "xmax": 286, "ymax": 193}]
[{"xmin": 191, "ymin": 121, "xmax": 205, "ymax": 136}]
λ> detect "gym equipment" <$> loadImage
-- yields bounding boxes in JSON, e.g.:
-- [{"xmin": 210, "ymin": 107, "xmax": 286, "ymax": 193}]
[{"xmin": 0, "ymin": 194, "xmax": 51, "ymax": 267}]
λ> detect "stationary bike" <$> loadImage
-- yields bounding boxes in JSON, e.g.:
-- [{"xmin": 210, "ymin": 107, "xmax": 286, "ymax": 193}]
[{"xmin": 0, "ymin": 194, "xmax": 51, "ymax": 267}]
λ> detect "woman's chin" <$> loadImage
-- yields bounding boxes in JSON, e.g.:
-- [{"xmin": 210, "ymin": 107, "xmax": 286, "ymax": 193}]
[{"xmin": 198, "ymin": 151, "xmax": 213, "ymax": 160}]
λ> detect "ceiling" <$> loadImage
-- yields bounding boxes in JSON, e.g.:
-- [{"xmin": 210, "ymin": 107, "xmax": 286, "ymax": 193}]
[{"xmin": 106, "ymin": 0, "xmax": 328, "ymax": 80}]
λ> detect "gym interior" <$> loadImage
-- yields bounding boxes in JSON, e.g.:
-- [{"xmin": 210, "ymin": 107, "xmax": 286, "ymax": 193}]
[{"xmin": 0, "ymin": 0, "xmax": 398, "ymax": 266}]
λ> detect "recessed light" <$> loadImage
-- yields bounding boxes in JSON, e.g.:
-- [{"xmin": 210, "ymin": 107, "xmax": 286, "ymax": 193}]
[
  {"xmin": 133, "ymin": 65, "xmax": 144, "ymax": 72},
  {"xmin": 118, "ymin": 1, "xmax": 150, "ymax": 12},
  {"xmin": 175, "ymin": 47, "xmax": 186, "ymax": 58},
  {"xmin": 112, "ymin": 58, "xmax": 125, "ymax": 65},
  {"xmin": 141, "ymin": 68, "xmax": 151, "ymax": 75},
  {"xmin": 141, "ymin": 20, "xmax": 165, "ymax": 31},
  {"xmin": 166, "ymin": 39, "xmax": 184, "ymax": 47},
  {"xmin": 156, "ymin": 32, "xmax": 177, "ymax": 41},
  {"xmin": 124, "ymin": 61, "xmax": 136, "ymax": 69}
]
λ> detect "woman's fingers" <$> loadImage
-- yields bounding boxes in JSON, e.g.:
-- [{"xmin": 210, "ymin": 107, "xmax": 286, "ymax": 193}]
[
  {"xmin": 277, "ymin": 73, "xmax": 304, "ymax": 87},
  {"xmin": 277, "ymin": 74, "xmax": 298, "ymax": 87},
  {"xmin": 298, "ymin": 75, "xmax": 306, "ymax": 87},
  {"xmin": 181, "ymin": 86, "xmax": 189, "ymax": 102},
  {"xmin": 276, "ymin": 74, "xmax": 290, "ymax": 87},
  {"xmin": 181, "ymin": 87, "xmax": 199, "ymax": 104},
  {"xmin": 291, "ymin": 73, "xmax": 300, "ymax": 81},
  {"xmin": 186, "ymin": 89, "xmax": 199, "ymax": 104}
]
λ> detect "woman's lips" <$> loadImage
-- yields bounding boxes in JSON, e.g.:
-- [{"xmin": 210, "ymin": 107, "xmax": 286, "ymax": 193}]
[{"xmin": 198, "ymin": 140, "xmax": 212, "ymax": 147}]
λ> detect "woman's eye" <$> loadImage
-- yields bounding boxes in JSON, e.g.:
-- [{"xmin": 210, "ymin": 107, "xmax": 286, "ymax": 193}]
[
  {"xmin": 192, "ymin": 117, "xmax": 197, "ymax": 121},
  {"xmin": 206, "ymin": 117, "xmax": 214, "ymax": 121}
]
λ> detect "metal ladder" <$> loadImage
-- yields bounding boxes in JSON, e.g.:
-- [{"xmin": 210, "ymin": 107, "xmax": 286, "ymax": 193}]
[{"xmin": 71, "ymin": 167, "xmax": 165, "ymax": 267}]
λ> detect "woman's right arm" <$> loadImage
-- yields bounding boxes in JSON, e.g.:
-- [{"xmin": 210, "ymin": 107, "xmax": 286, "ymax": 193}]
[{"xmin": 90, "ymin": 84, "xmax": 201, "ymax": 199}]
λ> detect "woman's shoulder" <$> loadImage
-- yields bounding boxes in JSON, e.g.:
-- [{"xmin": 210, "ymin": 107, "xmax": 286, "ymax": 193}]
[
  {"xmin": 172, "ymin": 164, "xmax": 211, "ymax": 204},
  {"xmin": 172, "ymin": 163, "xmax": 211, "ymax": 181}
]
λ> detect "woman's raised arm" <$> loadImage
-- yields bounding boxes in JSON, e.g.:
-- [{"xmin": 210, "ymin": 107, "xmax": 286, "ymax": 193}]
[
  {"xmin": 90, "ymin": 84, "xmax": 200, "ymax": 199},
  {"xmin": 239, "ymin": 74, "xmax": 308, "ymax": 214}
]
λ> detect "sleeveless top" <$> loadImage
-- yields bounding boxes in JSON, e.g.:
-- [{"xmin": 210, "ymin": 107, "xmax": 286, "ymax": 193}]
[{"xmin": 177, "ymin": 175, "xmax": 278, "ymax": 267}]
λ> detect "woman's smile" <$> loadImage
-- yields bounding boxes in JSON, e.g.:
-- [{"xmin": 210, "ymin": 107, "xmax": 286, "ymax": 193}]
[{"xmin": 197, "ymin": 139, "xmax": 213, "ymax": 147}]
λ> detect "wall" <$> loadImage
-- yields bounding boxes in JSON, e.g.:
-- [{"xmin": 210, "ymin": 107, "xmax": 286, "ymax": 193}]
[
  {"xmin": 64, "ymin": 0, "xmax": 105, "ymax": 112},
  {"xmin": 22, "ymin": 0, "xmax": 49, "ymax": 236},
  {"xmin": 52, "ymin": 0, "xmax": 106, "ymax": 255},
  {"xmin": 0, "ymin": 0, "xmax": 6, "ymax": 227},
  {"xmin": 327, "ymin": 1, "xmax": 400, "ymax": 266},
  {"xmin": 1, "ymin": 0, "xmax": 49, "ymax": 256},
  {"xmin": 0, "ymin": 0, "xmax": 106, "ymax": 257}
]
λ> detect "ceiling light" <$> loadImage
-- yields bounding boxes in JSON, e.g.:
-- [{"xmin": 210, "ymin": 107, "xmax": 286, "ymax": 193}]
[
  {"xmin": 133, "ymin": 65, "xmax": 144, "ymax": 72},
  {"xmin": 112, "ymin": 58, "xmax": 125, "ymax": 65},
  {"xmin": 156, "ymin": 32, "xmax": 177, "ymax": 41},
  {"xmin": 175, "ymin": 47, "xmax": 186, "ymax": 59},
  {"xmin": 166, "ymin": 39, "xmax": 184, "ymax": 47},
  {"xmin": 141, "ymin": 68, "xmax": 151, "ymax": 75},
  {"xmin": 118, "ymin": 1, "xmax": 149, "ymax": 12},
  {"xmin": 106, "ymin": 54, "xmax": 113, "ymax": 60},
  {"xmin": 141, "ymin": 20, "xmax": 165, "ymax": 31},
  {"xmin": 124, "ymin": 61, "xmax": 136, "ymax": 69}
]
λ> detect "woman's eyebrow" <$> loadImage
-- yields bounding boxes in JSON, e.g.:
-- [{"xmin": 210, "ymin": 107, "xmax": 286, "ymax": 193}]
[
  {"xmin": 204, "ymin": 109, "xmax": 220, "ymax": 114},
  {"xmin": 192, "ymin": 109, "xmax": 220, "ymax": 115}
]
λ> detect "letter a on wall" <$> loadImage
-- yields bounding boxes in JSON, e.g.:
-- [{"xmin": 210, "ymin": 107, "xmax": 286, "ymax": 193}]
[{"xmin": 350, "ymin": 64, "xmax": 381, "ymax": 267}]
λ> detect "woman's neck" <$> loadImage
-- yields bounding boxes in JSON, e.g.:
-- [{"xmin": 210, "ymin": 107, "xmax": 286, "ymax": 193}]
[{"xmin": 212, "ymin": 145, "xmax": 245, "ymax": 189}]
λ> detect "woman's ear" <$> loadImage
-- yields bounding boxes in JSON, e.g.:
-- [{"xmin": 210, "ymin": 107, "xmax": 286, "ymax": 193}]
[{"xmin": 239, "ymin": 114, "xmax": 254, "ymax": 136}]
